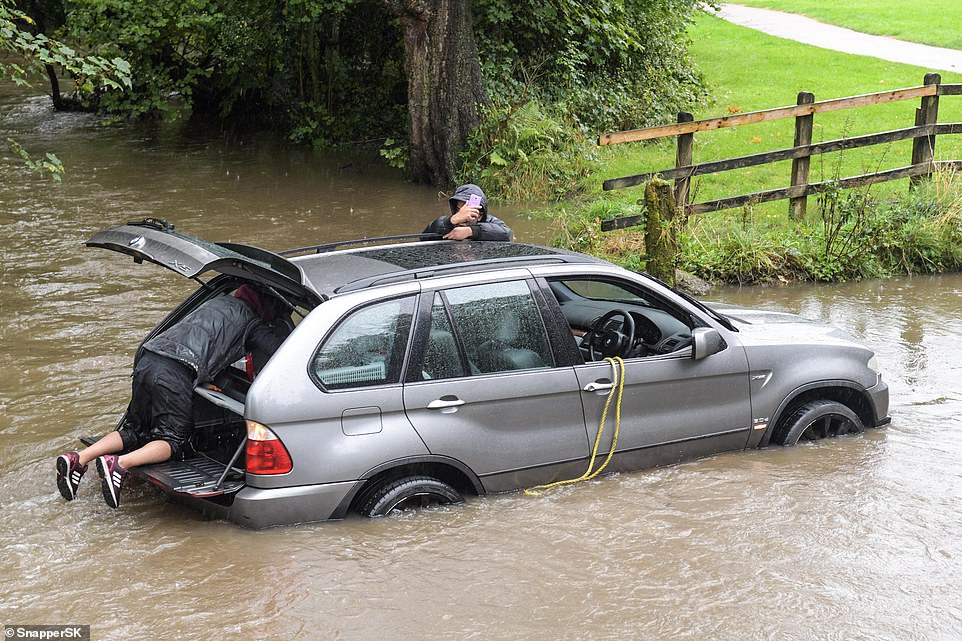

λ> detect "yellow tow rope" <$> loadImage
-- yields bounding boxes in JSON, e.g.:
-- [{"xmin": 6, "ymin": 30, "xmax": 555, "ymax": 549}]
[{"xmin": 525, "ymin": 356, "xmax": 625, "ymax": 496}]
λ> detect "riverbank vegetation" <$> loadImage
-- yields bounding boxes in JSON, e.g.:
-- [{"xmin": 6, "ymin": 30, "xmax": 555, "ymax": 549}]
[
  {"xmin": 561, "ymin": 170, "xmax": 962, "ymax": 284},
  {"xmin": 9, "ymin": 0, "xmax": 708, "ymax": 187},
  {"xmin": 549, "ymin": 12, "xmax": 962, "ymax": 285}
]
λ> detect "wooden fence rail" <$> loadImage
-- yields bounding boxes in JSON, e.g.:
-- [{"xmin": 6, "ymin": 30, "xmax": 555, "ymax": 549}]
[{"xmin": 599, "ymin": 73, "xmax": 962, "ymax": 232}]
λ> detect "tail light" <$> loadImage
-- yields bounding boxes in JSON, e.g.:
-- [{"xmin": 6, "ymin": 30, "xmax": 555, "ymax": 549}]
[{"xmin": 246, "ymin": 420, "xmax": 293, "ymax": 475}]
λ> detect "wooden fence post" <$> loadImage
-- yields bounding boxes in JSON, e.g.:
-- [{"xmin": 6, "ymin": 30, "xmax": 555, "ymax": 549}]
[
  {"xmin": 789, "ymin": 91, "xmax": 815, "ymax": 221},
  {"xmin": 644, "ymin": 179, "xmax": 680, "ymax": 286},
  {"xmin": 674, "ymin": 112, "xmax": 694, "ymax": 210},
  {"xmin": 911, "ymin": 72, "xmax": 941, "ymax": 187}
]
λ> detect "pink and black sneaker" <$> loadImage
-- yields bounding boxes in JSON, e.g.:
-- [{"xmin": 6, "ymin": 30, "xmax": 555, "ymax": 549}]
[
  {"xmin": 96, "ymin": 455, "xmax": 129, "ymax": 509},
  {"xmin": 56, "ymin": 451, "xmax": 88, "ymax": 501}
]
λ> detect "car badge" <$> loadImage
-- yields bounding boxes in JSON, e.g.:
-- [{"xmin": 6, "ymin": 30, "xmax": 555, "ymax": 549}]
[{"xmin": 128, "ymin": 235, "xmax": 146, "ymax": 249}]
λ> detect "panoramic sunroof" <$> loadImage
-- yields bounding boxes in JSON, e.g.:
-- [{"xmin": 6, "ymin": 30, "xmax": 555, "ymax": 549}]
[{"xmin": 359, "ymin": 242, "xmax": 564, "ymax": 270}]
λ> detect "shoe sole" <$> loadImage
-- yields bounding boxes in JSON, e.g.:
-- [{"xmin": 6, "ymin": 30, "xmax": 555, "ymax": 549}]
[
  {"xmin": 96, "ymin": 457, "xmax": 121, "ymax": 509},
  {"xmin": 56, "ymin": 455, "xmax": 75, "ymax": 501}
]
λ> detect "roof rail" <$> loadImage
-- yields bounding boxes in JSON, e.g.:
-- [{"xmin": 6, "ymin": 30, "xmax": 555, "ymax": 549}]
[
  {"xmin": 279, "ymin": 233, "xmax": 443, "ymax": 257},
  {"xmin": 335, "ymin": 253, "xmax": 598, "ymax": 294}
]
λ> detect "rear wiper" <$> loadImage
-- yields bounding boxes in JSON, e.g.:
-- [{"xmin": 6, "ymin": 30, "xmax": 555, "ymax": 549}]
[{"xmin": 127, "ymin": 217, "xmax": 176, "ymax": 232}]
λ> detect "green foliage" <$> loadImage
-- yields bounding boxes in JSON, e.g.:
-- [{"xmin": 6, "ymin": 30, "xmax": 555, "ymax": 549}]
[
  {"xmin": 7, "ymin": 0, "xmax": 710, "ymax": 192},
  {"xmin": 555, "ymin": 173, "xmax": 962, "ymax": 285},
  {"xmin": 551, "ymin": 196, "xmax": 649, "ymax": 269},
  {"xmin": 683, "ymin": 177, "xmax": 962, "ymax": 283},
  {"xmin": 20, "ymin": 0, "xmax": 707, "ymax": 185},
  {"xmin": 1, "ymin": 0, "xmax": 130, "ymax": 92},
  {"xmin": 61, "ymin": 0, "xmax": 275, "ymax": 118},
  {"xmin": 6, "ymin": 137, "xmax": 65, "ymax": 181},
  {"xmin": 379, "ymin": 137, "xmax": 407, "ymax": 170},
  {"xmin": 474, "ymin": 0, "xmax": 711, "ymax": 133},
  {"xmin": 1, "ymin": 0, "xmax": 129, "ymax": 179},
  {"xmin": 461, "ymin": 99, "xmax": 597, "ymax": 201},
  {"xmin": 59, "ymin": 0, "xmax": 406, "ymax": 140}
]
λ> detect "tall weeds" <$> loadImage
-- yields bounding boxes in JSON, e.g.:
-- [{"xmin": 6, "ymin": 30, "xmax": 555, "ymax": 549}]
[
  {"xmin": 555, "ymin": 170, "xmax": 962, "ymax": 285},
  {"xmin": 460, "ymin": 100, "xmax": 597, "ymax": 202}
]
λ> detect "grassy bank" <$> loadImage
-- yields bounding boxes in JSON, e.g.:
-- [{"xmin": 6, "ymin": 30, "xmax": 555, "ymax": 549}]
[
  {"xmin": 550, "ymin": 12, "xmax": 962, "ymax": 286},
  {"xmin": 725, "ymin": 0, "xmax": 962, "ymax": 50}
]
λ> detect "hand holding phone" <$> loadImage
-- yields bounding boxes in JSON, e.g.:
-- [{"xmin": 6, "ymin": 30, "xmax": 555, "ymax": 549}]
[{"xmin": 463, "ymin": 194, "xmax": 482, "ymax": 223}]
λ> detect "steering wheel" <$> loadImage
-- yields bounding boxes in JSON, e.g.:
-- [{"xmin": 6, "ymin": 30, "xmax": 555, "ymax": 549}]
[{"xmin": 584, "ymin": 309, "xmax": 636, "ymax": 361}]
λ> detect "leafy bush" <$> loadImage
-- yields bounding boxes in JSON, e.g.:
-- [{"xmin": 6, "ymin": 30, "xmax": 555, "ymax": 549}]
[
  {"xmin": 474, "ymin": 0, "xmax": 711, "ymax": 133},
  {"xmin": 59, "ymin": 0, "xmax": 406, "ymax": 139},
  {"xmin": 460, "ymin": 99, "xmax": 597, "ymax": 201}
]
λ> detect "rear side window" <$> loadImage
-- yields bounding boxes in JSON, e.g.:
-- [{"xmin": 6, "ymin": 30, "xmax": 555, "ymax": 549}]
[
  {"xmin": 312, "ymin": 297, "xmax": 415, "ymax": 390},
  {"xmin": 420, "ymin": 293, "xmax": 466, "ymax": 380},
  {"xmin": 420, "ymin": 280, "xmax": 552, "ymax": 378}
]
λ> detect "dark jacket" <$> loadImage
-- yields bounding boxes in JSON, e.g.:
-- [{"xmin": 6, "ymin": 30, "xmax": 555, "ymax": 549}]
[
  {"xmin": 422, "ymin": 183, "xmax": 513, "ymax": 241},
  {"xmin": 143, "ymin": 295, "xmax": 288, "ymax": 385}
]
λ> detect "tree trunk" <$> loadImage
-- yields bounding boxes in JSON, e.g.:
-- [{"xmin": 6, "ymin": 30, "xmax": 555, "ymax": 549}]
[
  {"xmin": 388, "ymin": 0, "xmax": 488, "ymax": 187},
  {"xmin": 44, "ymin": 63, "xmax": 66, "ymax": 111}
]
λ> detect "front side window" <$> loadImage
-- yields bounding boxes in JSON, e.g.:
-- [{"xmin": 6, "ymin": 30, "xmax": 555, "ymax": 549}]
[
  {"xmin": 547, "ymin": 276, "xmax": 695, "ymax": 360},
  {"xmin": 312, "ymin": 296, "xmax": 415, "ymax": 390}
]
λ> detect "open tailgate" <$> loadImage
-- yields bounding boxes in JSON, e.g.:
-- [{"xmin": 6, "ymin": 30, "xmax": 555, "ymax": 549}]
[{"xmin": 86, "ymin": 218, "xmax": 316, "ymax": 301}]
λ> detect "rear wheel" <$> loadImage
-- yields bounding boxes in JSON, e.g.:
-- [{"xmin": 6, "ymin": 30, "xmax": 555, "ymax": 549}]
[
  {"xmin": 776, "ymin": 400, "xmax": 865, "ymax": 446},
  {"xmin": 359, "ymin": 475, "xmax": 463, "ymax": 517}
]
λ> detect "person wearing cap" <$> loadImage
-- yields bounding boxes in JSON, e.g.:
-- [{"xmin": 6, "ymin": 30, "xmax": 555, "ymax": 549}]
[{"xmin": 423, "ymin": 183, "xmax": 512, "ymax": 241}]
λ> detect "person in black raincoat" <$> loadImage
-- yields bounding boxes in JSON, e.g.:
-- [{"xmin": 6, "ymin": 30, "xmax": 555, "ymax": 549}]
[
  {"xmin": 423, "ymin": 183, "xmax": 512, "ymax": 241},
  {"xmin": 55, "ymin": 284, "xmax": 291, "ymax": 508}
]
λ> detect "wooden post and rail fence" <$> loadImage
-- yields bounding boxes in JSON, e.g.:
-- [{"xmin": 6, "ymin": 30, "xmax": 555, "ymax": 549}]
[{"xmin": 598, "ymin": 72, "xmax": 962, "ymax": 233}]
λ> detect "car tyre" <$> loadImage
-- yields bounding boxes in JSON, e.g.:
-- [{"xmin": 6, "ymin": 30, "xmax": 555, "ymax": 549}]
[
  {"xmin": 775, "ymin": 400, "xmax": 865, "ymax": 446},
  {"xmin": 359, "ymin": 475, "xmax": 463, "ymax": 517}
]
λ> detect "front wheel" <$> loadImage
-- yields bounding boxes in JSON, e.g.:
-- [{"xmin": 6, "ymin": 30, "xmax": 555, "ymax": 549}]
[
  {"xmin": 775, "ymin": 400, "xmax": 865, "ymax": 446},
  {"xmin": 359, "ymin": 476, "xmax": 463, "ymax": 517}
]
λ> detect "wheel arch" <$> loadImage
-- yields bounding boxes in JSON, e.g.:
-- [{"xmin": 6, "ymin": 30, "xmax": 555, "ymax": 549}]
[
  {"xmin": 332, "ymin": 456, "xmax": 483, "ymax": 518},
  {"xmin": 761, "ymin": 381, "xmax": 879, "ymax": 447}
]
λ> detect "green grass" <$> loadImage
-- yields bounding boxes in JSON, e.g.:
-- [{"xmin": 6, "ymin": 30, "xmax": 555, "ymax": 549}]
[
  {"xmin": 590, "ymin": 12, "xmax": 962, "ymax": 221},
  {"xmin": 726, "ymin": 0, "xmax": 962, "ymax": 50}
]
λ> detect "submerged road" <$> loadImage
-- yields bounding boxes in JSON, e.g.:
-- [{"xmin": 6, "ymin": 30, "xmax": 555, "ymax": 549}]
[{"xmin": 716, "ymin": 3, "xmax": 962, "ymax": 73}]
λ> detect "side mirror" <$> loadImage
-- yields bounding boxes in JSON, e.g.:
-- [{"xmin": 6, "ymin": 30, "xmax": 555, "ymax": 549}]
[{"xmin": 691, "ymin": 327, "xmax": 726, "ymax": 360}]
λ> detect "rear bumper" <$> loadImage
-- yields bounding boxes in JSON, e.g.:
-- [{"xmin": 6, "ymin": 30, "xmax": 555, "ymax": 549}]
[{"xmin": 220, "ymin": 481, "xmax": 358, "ymax": 529}]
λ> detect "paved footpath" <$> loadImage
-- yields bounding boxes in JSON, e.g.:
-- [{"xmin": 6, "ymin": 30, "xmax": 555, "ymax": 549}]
[{"xmin": 716, "ymin": 4, "xmax": 962, "ymax": 74}]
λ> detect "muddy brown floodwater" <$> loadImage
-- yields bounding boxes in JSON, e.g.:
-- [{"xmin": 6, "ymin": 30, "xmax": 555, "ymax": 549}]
[{"xmin": 3, "ymin": 87, "xmax": 962, "ymax": 641}]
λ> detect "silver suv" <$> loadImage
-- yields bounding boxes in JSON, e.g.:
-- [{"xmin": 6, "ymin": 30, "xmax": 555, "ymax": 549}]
[{"xmin": 83, "ymin": 220, "xmax": 890, "ymax": 528}]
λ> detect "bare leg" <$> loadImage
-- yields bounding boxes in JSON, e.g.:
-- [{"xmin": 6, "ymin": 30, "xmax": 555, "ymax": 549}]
[
  {"xmin": 76, "ymin": 431, "xmax": 124, "ymax": 466},
  {"xmin": 118, "ymin": 440, "xmax": 172, "ymax": 469}
]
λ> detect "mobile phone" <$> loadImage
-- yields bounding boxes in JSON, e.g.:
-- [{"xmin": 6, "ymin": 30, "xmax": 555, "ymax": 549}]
[{"xmin": 467, "ymin": 194, "xmax": 482, "ymax": 208}]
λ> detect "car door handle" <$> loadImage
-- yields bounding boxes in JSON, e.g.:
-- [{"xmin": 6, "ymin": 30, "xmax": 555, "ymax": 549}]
[
  {"xmin": 583, "ymin": 381, "xmax": 613, "ymax": 393},
  {"xmin": 427, "ymin": 396, "xmax": 466, "ymax": 413}
]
